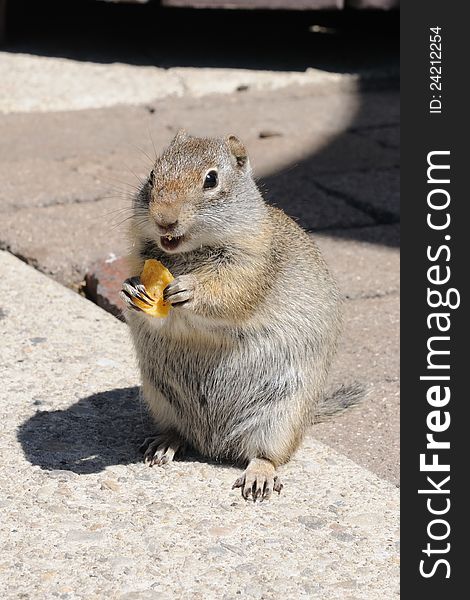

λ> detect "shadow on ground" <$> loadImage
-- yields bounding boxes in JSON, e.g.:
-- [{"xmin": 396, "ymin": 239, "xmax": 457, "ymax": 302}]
[
  {"xmin": 16, "ymin": 386, "xmax": 224, "ymax": 473},
  {"xmin": 17, "ymin": 386, "xmax": 150, "ymax": 473},
  {"xmin": 259, "ymin": 85, "xmax": 400, "ymax": 247},
  {"xmin": 5, "ymin": 1, "xmax": 399, "ymax": 74}
]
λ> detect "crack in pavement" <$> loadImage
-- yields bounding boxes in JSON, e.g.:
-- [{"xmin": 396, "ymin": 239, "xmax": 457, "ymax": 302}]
[
  {"xmin": 307, "ymin": 220, "xmax": 399, "ymax": 235},
  {"xmin": 312, "ymin": 180, "xmax": 400, "ymax": 225},
  {"xmin": 349, "ymin": 129, "xmax": 399, "ymax": 151},
  {"xmin": 2, "ymin": 195, "xmax": 110, "ymax": 213},
  {"xmin": 0, "ymin": 244, "xmax": 40, "ymax": 271},
  {"xmin": 348, "ymin": 122, "xmax": 400, "ymax": 133},
  {"xmin": 1, "ymin": 164, "xmax": 400, "ymax": 214},
  {"xmin": 344, "ymin": 289, "xmax": 399, "ymax": 301}
]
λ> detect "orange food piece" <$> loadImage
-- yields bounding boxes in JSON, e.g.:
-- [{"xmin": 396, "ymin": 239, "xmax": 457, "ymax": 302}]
[{"xmin": 133, "ymin": 259, "xmax": 174, "ymax": 318}]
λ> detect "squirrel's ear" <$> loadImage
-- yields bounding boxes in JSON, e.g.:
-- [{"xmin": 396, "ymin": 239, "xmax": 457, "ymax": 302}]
[
  {"xmin": 171, "ymin": 129, "xmax": 190, "ymax": 144},
  {"xmin": 226, "ymin": 135, "xmax": 249, "ymax": 169}
]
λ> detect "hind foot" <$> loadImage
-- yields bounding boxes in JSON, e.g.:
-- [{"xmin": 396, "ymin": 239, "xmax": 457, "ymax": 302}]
[
  {"xmin": 232, "ymin": 458, "xmax": 283, "ymax": 502},
  {"xmin": 139, "ymin": 431, "xmax": 184, "ymax": 467}
]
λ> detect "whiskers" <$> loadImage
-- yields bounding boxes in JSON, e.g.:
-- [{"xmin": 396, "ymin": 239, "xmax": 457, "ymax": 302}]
[
  {"xmin": 101, "ymin": 205, "xmax": 149, "ymax": 232},
  {"xmin": 98, "ymin": 174, "xmax": 148, "ymax": 232},
  {"xmin": 96, "ymin": 138, "xmax": 158, "ymax": 234},
  {"xmin": 131, "ymin": 142, "xmax": 156, "ymax": 169}
]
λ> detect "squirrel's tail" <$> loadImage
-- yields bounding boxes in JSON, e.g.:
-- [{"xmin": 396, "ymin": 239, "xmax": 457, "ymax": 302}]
[{"xmin": 314, "ymin": 382, "xmax": 367, "ymax": 423}]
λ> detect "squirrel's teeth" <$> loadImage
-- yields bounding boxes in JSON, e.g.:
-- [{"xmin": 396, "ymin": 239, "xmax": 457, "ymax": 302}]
[{"xmin": 167, "ymin": 234, "xmax": 173, "ymax": 241}]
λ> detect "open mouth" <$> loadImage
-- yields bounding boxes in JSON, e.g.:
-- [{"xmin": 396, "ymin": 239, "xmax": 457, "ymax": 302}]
[{"xmin": 160, "ymin": 234, "xmax": 184, "ymax": 252}]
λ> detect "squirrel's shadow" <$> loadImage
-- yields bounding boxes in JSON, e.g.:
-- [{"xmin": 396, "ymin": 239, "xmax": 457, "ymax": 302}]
[
  {"xmin": 17, "ymin": 387, "xmax": 147, "ymax": 474},
  {"xmin": 17, "ymin": 386, "xmax": 228, "ymax": 474}
]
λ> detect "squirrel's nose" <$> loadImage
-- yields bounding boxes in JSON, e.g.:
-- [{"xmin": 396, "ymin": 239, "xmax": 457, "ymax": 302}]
[
  {"xmin": 151, "ymin": 204, "xmax": 180, "ymax": 231},
  {"xmin": 155, "ymin": 217, "xmax": 179, "ymax": 233}
]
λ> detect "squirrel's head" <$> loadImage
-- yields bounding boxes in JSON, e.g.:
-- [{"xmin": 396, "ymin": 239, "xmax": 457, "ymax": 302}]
[{"xmin": 133, "ymin": 130, "xmax": 264, "ymax": 254}]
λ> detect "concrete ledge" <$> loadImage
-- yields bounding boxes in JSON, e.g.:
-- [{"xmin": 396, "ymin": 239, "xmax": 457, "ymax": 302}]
[{"xmin": 0, "ymin": 251, "xmax": 399, "ymax": 599}]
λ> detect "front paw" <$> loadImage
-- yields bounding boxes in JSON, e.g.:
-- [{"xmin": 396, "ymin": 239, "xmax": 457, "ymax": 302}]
[
  {"xmin": 120, "ymin": 276, "xmax": 153, "ymax": 312},
  {"xmin": 163, "ymin": 275, "xmax": 197, "ymax": 306}
]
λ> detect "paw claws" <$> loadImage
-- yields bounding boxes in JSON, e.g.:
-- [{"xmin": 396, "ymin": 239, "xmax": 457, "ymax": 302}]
[
  {"xmin": 233, "ymin": 469, "xmax": 283, "ymax": 503},
  {"xmin": 273, "ymin": 477, "xmax": 284, "ymax": 494},
  {"xmin": 232, "ymin": 477, "xmax": 244, "ymax": 490},
  {"xmin": 120, "ymin": 290, "xmax": 143, "ymax": 312},
  {"xmin": 139, "ymin": 433, "xmax": 182, "ymax": 468},
  {"xmin": 163, "ymin": 275, "xmax": 196, "ymax": 306}
]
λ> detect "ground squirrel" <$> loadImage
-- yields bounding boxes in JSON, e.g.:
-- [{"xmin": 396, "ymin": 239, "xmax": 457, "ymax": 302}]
[{"xmin": 121, "ymin": 130, "xmax": 349, "ymax": 501}]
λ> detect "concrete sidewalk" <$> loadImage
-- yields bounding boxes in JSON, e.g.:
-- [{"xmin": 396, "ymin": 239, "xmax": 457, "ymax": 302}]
[
  {"xmin": 0, "ymin": 51, "xmax": 373, "ymax": 115},
  {"xmin": 0, "ymin": 250, "xmax": 399, "ymax": 599}
]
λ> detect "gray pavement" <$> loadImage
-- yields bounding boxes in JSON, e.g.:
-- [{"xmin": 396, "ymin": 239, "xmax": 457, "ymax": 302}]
[
  {"xmin": 0, "ymin": 250, "xmax": 399, "ymax": 599},
  {"xmin": 313, "ymin": 225, "xmax": 399, "ymax": 483},
  {"xmin": 0, "ymin": 85, "xmax": 398, "ymax": 281}
]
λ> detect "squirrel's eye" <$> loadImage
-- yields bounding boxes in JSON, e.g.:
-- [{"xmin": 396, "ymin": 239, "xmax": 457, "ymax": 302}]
[
  {"xmin": 149, "ymin": 170, "xmax": 155, "ymax": 185},
  {"xmin": 203, "ymin": 170, "xmax": 218, "ymax": 190}
]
